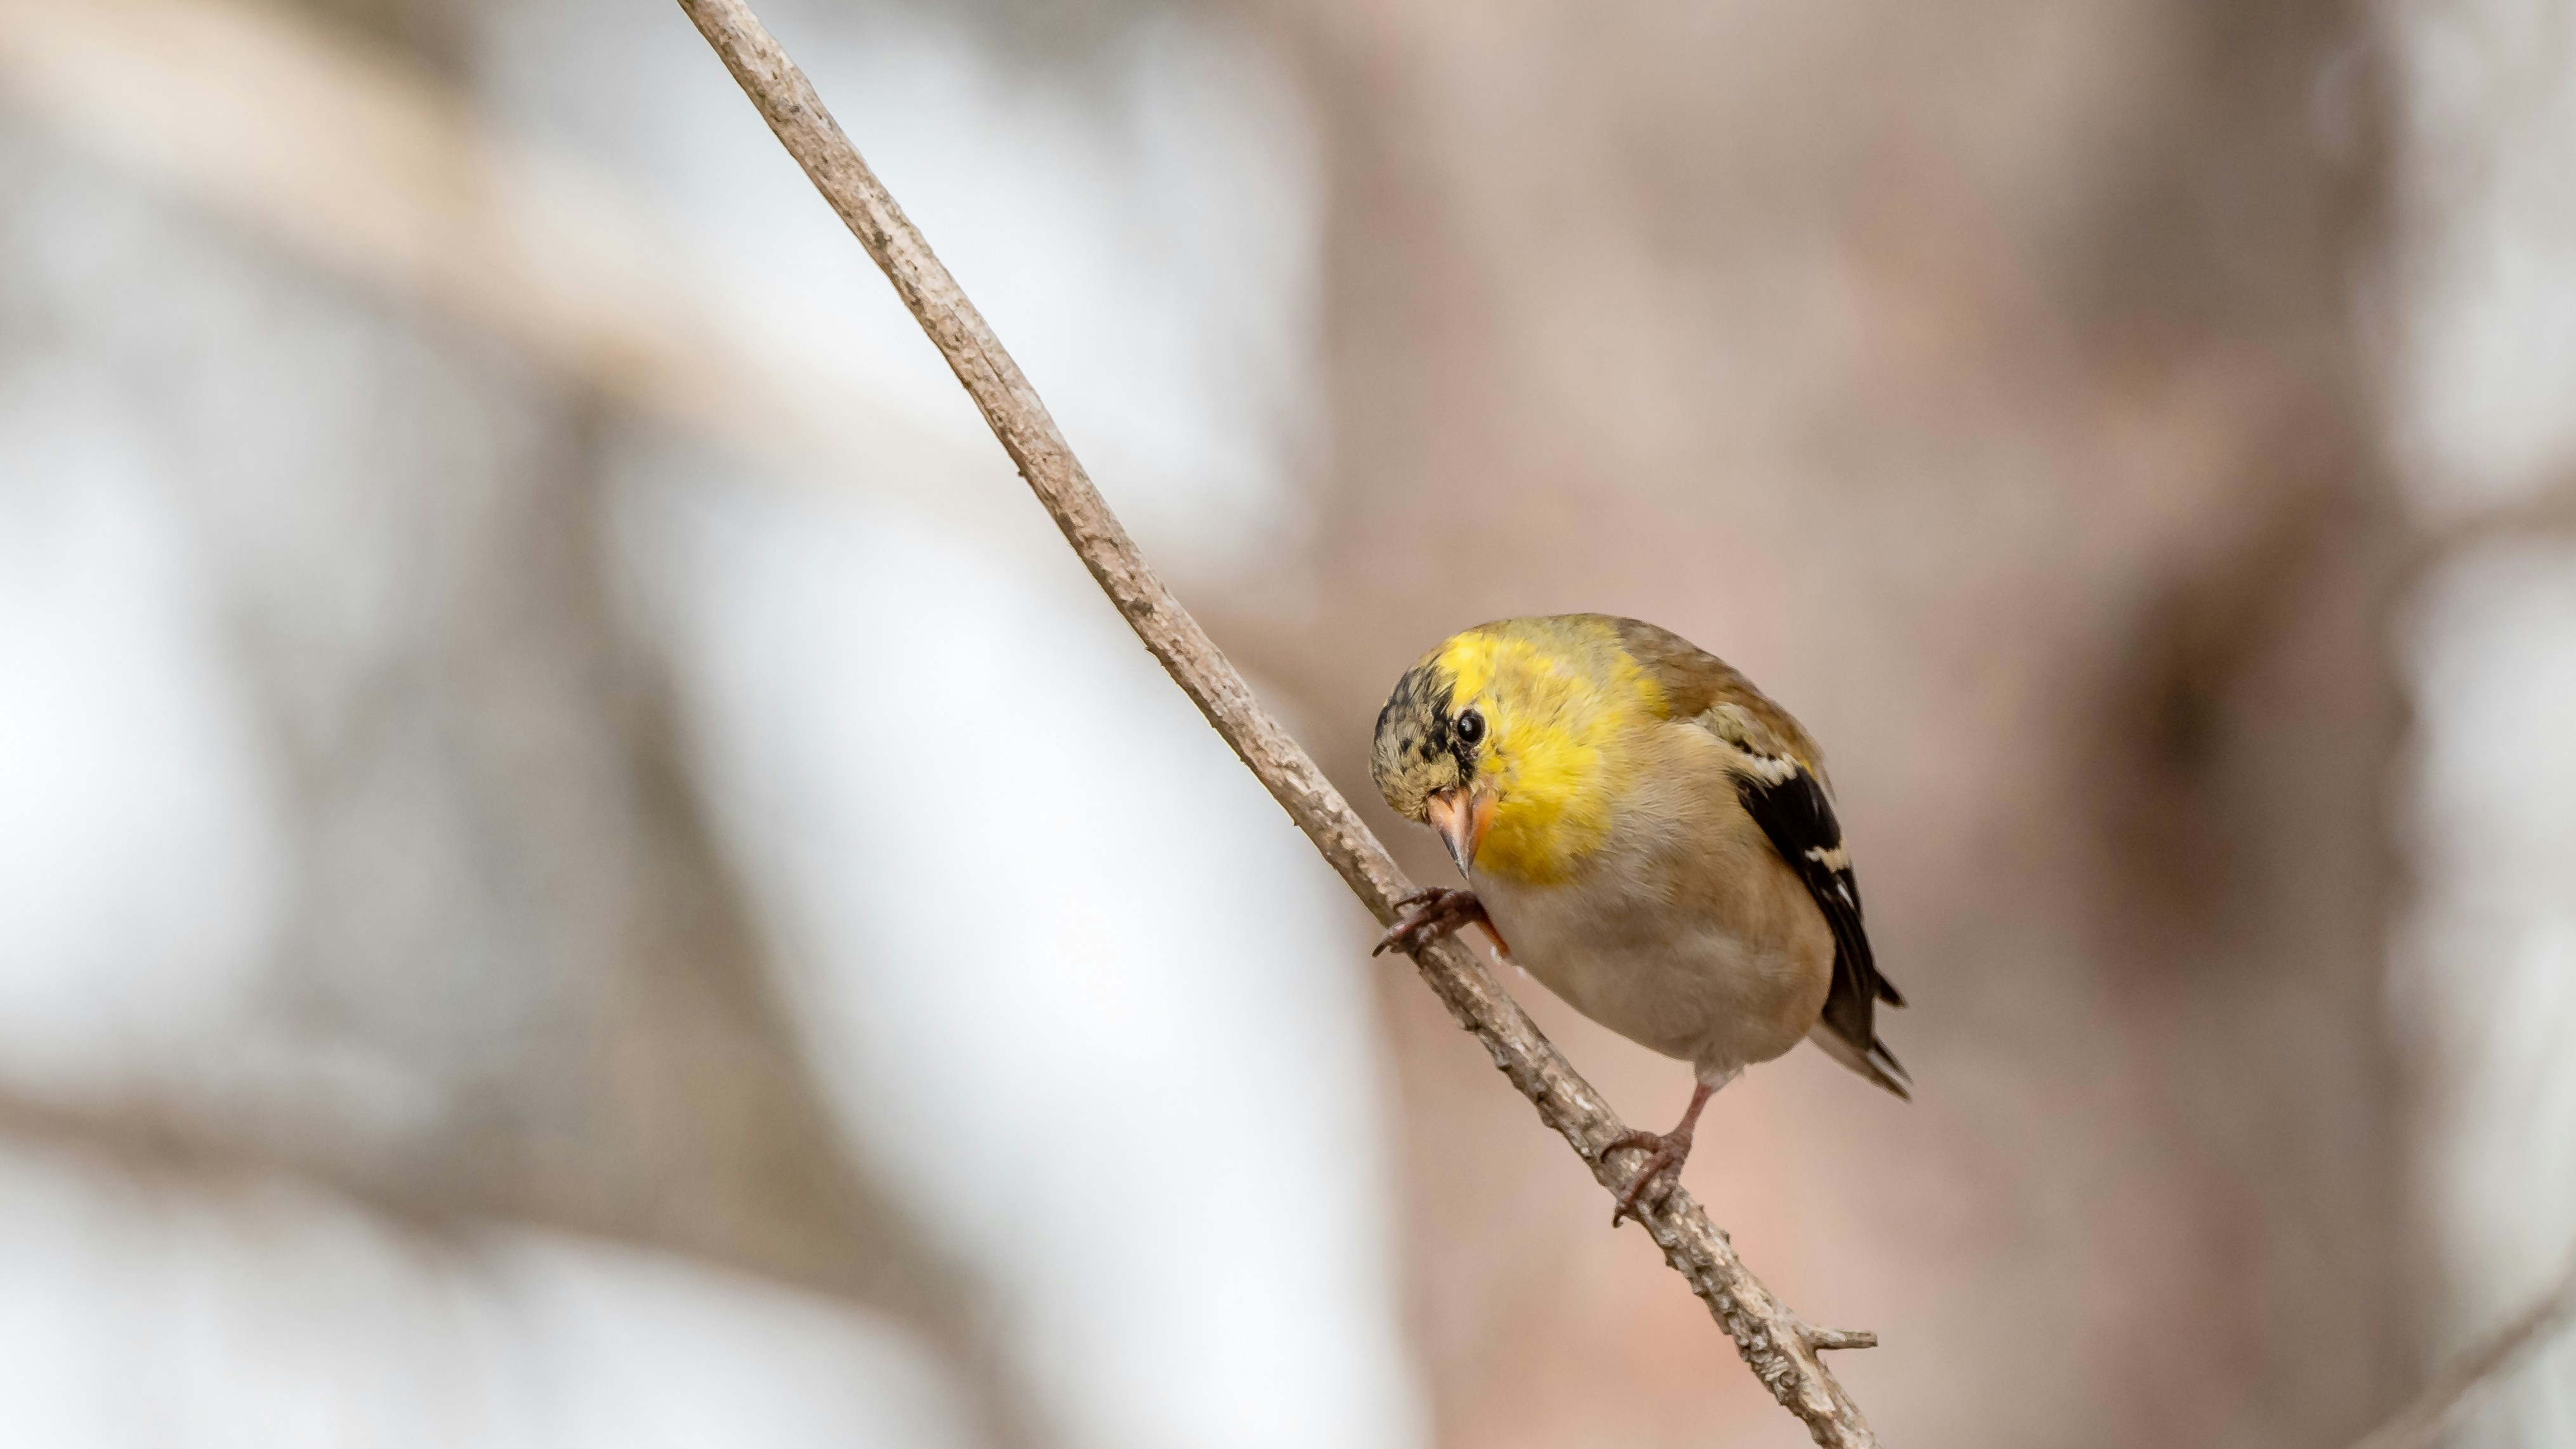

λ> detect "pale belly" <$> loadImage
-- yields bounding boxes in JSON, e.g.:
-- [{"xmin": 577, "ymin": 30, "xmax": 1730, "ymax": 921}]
[{"xmin": 1473, "ymin": 849, "xmax": 1832, "ymax": 1079}]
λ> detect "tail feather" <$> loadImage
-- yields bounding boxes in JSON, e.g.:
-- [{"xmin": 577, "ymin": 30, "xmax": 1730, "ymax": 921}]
[{"xmin": 1808, "ymin": 1021, "xmax": 1912, "ymax": 1101}]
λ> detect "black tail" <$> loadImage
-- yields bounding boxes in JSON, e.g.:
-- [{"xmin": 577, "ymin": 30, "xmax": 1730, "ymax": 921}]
[{"xmin": 1814, "ymin": 944, "xmax": 1910, "ymax": 1099}]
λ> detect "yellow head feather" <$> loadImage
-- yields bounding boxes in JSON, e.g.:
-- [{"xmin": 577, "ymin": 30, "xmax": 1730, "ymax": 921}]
[{"xmin": 1412, "ymin": 617, "xmax": 1664, "ymax": 884}]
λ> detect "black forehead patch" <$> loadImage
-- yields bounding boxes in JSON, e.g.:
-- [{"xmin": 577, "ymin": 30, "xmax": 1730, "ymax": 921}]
[{"xmin": 1376, "ymin": 664, "xmax": 1459, "ymax": 758}]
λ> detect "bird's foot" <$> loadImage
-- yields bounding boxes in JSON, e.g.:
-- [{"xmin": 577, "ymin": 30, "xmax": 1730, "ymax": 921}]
[
  {"xmin": 1605, "ymin": 1124, "xmax": 1696, "ymax": 1228},
  {"xmin": 1372, "ymin": 887, "xmax": 1490, "ymax": 957}
]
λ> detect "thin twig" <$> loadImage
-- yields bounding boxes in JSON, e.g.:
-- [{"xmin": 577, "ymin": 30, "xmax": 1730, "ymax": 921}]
[
  {"xmin": 2347, "ymin": 1250, "xmax": 2576, "ymax": 1449},
  {"xmin": 669, "ymin": 3, "xmax": 1880, "ymax": 1441}
]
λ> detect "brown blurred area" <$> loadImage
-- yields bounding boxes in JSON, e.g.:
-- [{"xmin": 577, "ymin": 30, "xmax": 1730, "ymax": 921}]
[{"xmin": 1262, "ymin": 1, "xmax": 2407, "ymax": 1444}]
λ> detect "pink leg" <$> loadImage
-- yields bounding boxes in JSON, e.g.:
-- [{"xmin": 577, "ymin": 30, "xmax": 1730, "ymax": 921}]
[{"xmin": 1606, "ymin": 1080, "xmax": 1716, "ymax": 1227}]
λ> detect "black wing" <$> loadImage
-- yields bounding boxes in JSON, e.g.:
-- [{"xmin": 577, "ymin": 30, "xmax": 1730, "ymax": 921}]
[{"xmin": 1733, "ymin": 763, "xmax": 1910, "ymax": 1099}]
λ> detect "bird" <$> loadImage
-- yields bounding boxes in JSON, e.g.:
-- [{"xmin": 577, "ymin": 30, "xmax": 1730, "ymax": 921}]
[{"xmin": 1368, "ymin": 613, "xmax": 1906, "ymax": 1224}]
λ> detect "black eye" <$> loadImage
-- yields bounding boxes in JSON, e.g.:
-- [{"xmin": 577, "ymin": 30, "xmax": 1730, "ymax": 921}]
[{"xmin": 1454, "ymin": 708, "xmax": 1486, "ymax": 745}]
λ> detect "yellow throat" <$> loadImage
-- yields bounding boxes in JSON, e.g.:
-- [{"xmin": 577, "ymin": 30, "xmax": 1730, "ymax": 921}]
[{"xmin": 1436, "ymin": 618, "xmax": 1664, "ymax": 886}]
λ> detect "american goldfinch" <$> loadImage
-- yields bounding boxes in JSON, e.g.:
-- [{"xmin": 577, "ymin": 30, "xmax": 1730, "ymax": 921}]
[{"xmin": 1370, "ymin": 614, "xmax": 1906, "ymax": 1222}]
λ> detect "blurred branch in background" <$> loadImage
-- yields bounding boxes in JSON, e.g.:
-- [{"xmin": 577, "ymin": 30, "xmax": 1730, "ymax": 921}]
[
  {"xmin": 2351, "ymin": 1246, "xmax": 2576, "ymax": 1449},
  {"xmin": 2419, "ymin": 473, "xmax": 2576, "ymax": 564},
  {"xmin": 672, "ymin": 1, "xmax": 1883, "ymax": 1444},
  {"xmin": 0, "ymin": 0, "xmax": 1020, "ymax": 540},
  {"xmin": 0, "ymin": 0, "xmax": 1042, "ymax": 1438}
]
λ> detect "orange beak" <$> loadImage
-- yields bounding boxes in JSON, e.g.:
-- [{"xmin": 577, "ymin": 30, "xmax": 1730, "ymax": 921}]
[{"xmin": 1425, "ymin": 786, "xmax": 1497, "ymax": 879}]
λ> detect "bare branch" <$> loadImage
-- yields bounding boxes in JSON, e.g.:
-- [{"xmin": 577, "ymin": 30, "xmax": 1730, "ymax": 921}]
[
  {"xmin": 669, "ymin": 1, "xmax": 1881, "ymax": 1441},
  {"xmin": 2346, "ymin": 1250, "xmax": 2576, "ymax": 1449},
  {"xmin": 1803, "ymin": 1325, "xmax": 1882, "ymax": 1353}
]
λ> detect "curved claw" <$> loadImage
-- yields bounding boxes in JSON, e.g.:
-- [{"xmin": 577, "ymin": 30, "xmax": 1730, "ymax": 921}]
[
  {"xmin": 1606, "ymin": 1127, "xmax": 1693, "ymax": 1228},
  {"xmin": 1373, "ymin": 887, "xmax": 1489, "ymax": 957},
  {"xmin": 1602, "ymin": 1079, "xmax": 1716, "ymax": 1228}
]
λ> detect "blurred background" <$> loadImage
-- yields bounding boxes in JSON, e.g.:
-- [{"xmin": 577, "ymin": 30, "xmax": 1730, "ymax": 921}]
[{"xmin": 0, "ymin": 0, "xmax": 2571, "ymax": 1445}]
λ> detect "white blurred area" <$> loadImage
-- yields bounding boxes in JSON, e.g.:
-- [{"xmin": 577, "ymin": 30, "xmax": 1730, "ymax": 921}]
[
  {"xmin": 0, "ymin": 1139, "xmax": 976, "ymax": 1449},
  {"xmin": 2388, "ymin": 0, "xmax": 2576, "ymax": 1441},
  {"xmin": 0, "ymin": 390, "xmax": 289, "ymax": 1091},
  {"xmin": 2400, "ymin": 546, "xmax": 2576, "ymax": 1445},
  {"xmin": 0, "ymin": 0, "xmax": 1414, "ymax": 1446},
  {"xmin": 476, "ymin": 0, "xmax": 1321, "ymax": 577},
  {"xmin": 620, "ymin": 464, "xmax": 1409, "ymax": 1449}
]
